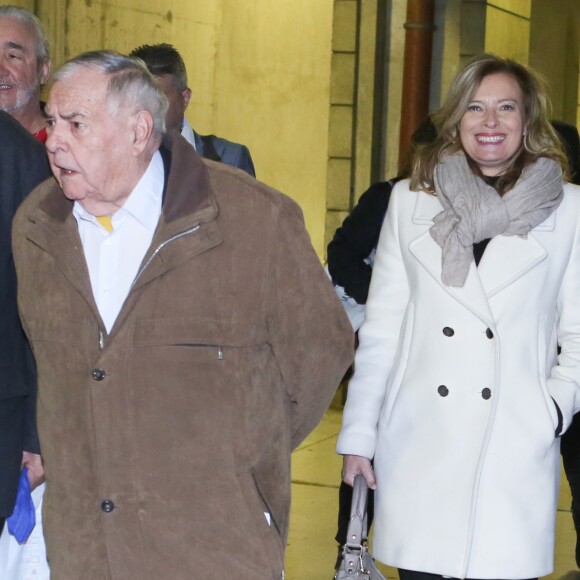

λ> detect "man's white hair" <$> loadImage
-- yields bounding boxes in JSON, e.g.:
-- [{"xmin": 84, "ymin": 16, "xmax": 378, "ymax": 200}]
[{"xmin": 54, "ymin": 50, "xmax": 168, "ymax": 141}]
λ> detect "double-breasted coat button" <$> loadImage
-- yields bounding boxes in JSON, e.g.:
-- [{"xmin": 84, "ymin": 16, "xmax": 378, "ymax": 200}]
[
  {"xmin": 481, "ymin": 388, "xmax": 492, "ymax": 400},
  {"xmin": 437, "ymin": 385, "xmax": 449, "ymax": 397},
  {"xmin": 442, "ymin": 327, "xmax": 454, "ymax": 337},
  {"xmin": 91, "ymin": 368, "xmax": 106, "ymax": 381},
  {"xmin": 100, "ymin": 500, "xmax": 115, "ymax": 513},
  {"xmin": 486, "ymin": 328, "xmax": 494, "ymax": 339}
]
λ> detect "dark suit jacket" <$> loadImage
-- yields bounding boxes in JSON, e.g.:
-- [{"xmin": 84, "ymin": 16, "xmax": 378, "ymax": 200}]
[
  {"xmin": 0, "ymin": 111, "xmax": 52, "ymax": 515},
  {"xmin": 327, "ymin": 181, "xmax": 394, "ymax": 304},
  {"xmin": 193, "ymin": 128, "xmax": 256, "ymax": 177}
]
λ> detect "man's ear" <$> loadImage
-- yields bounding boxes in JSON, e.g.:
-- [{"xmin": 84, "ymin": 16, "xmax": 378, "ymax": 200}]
[
  {"xmin": 182, "ymin": 87, "xmax": 192, "ymax": 109},
  {"xmin": 39, "ymin": 58, "xmax": 51, "ymax": 86},
  {"xmin": 132, "ymin": 110, "xmax": 154, "ymax": 155}
]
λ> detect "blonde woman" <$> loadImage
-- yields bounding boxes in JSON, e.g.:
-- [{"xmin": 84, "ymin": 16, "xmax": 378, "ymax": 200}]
[{"xmin": 337, "ymin": 53, "xmax": 580, "ymax": 580}]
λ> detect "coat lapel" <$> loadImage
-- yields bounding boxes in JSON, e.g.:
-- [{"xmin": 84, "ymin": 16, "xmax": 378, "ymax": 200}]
[
  {"xmin": 129, "ymin": 134, "xmax": 222, "ymax": 293},
  {"xmin": 476, "ymin": 233, "xmax": 548, "ymax": 297},
  {"xmin": 22, "ymin": 135, "xmax": 223, "ymax": 337},
  {"xmin": 23, "ymin": 193, "xmax": 102, "ymax": 324},
  {"xmin": 108, "ymin": 136, "xmax": 223, "ymax": 336},
  {"xmin": 409, "ymin": 231, "xmax": 495, "ymax": 327},
  {"xmin": 409, "ymin": 191, "xmax": 550, "ymax": 324}
]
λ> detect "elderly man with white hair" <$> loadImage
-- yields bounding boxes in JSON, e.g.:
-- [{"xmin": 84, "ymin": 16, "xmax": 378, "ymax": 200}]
[{"xmin": 12, "ymin": 50, "xmax": 353, "ymax": 579}]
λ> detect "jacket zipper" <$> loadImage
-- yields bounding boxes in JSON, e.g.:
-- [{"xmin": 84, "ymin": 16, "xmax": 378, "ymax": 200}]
[
  {"xmin": 131, "ymin": 224, "xmax": 201, "ymax": 289},
  {"xmin": 176, "ymin": 343, "xmax": 224, "ymax": 360},
  {"xmin": 98, "ymin": 225, "xmax": 202, "ymax": 351}
]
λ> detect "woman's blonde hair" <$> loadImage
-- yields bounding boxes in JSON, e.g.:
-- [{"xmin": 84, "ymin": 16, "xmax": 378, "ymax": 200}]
[{"xmin": 410, "ymin": 53, "xmax": 567, "ymax": 195}]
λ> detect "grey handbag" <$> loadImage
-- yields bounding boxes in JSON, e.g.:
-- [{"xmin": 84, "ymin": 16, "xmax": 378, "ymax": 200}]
[{"xmin": 334, "ymin": 475, "xmax": 386, "ymax": 580}]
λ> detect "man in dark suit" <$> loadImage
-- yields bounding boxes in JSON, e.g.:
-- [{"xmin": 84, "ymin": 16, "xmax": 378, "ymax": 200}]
[
  {"xmin": 130, "ymin": 43, "xmax": 256, "ymax": 177},
  {"xmin": 0, "ymin": 110, "xmax": 51, "ymax": 533}
]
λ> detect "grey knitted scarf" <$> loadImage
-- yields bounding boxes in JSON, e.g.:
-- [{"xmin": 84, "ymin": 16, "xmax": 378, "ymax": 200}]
[{"xmin": 430, "ymin": 151, "xmax": 564, "ymax": 287}]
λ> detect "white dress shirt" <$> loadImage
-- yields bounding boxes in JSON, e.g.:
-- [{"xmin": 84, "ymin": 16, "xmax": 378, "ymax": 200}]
[
  {"xmin": 181, "ymin": 117, "xmax": 197, "ymax": 150},
  {"xmin": 73, "ymin": 151, "xmax": 164, "ymax": 333}
]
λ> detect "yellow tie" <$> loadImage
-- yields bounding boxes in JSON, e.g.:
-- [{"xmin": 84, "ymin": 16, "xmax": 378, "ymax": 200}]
[{"xmin": 96, "ymin": 216, "xmax": 113, "ymax": 233}]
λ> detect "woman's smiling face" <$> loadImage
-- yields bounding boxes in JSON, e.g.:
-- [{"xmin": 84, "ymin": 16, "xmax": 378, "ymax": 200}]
[{"xmin": 459, "ymin": 72, "xmax": 525, "ymax": 176}]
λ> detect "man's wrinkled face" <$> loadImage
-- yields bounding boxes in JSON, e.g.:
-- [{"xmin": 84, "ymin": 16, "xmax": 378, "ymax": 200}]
[
  {"xmin": 0, "ymin": 17, "xmax": 48, "ymax": 114},
  {"xmin": 45, "ymin": 68, "xmax": 142, "ymax": 216}
]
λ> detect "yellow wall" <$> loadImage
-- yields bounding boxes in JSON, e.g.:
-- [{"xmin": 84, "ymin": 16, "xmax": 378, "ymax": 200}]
[
  {"xmin": 212, "ymin": 1, "xmax": 334, "ymax": 257},
  {"xmin": 32, "ymin": 0, "xmax": 334, "ymax": 257},
  {"xmin": 530, "ymin": 0, "xmax": 580, "ymax": 125},
  {"xmin": 485, "ymin": 1, "xmax": 531, "ymax": 63},
  {"xmin": 23, "ymin": 0, "xmax": 579, "ymax": 256}
]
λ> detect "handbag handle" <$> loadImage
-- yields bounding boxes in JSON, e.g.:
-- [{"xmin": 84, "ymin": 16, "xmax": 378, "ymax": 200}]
[{"xmin": 345, "ymin": 474, "xmax": 370, "ymax": 549}]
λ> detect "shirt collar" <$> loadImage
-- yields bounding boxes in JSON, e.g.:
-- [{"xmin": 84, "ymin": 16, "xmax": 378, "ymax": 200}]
[{"xmin": 180, "ymin": 117, "xmax": 197, "ymax": 150}]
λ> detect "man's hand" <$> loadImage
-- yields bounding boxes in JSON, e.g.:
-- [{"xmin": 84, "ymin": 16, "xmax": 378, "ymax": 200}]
[
  {"xmin": 22, "ymin": 451, "xmax": 44, "ymax": 491},
  {"xmin": 342, "ymin": 454, "xmax": 376, "ymax": 489}
]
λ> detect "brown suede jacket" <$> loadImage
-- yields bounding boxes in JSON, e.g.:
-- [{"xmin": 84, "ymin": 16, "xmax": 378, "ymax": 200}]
[{"xmin": 12, "ymin": 133, "xmax": 353, "ymax": 579}]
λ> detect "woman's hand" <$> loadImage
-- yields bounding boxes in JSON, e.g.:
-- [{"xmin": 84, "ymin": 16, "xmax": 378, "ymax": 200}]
[{"xmin": 342, "ymin": 454, "xmax": 376, "ymax": 489}]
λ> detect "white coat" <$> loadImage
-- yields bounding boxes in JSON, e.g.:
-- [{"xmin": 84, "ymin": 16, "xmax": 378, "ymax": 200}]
[{"xmin": 337, "ymin": 179, "xmax": 580, "ymax": 579}]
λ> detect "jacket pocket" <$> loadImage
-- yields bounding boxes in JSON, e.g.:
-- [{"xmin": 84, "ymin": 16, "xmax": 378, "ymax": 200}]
[
  {"xmin": 552, "ymin": 397, "xmax": 563, "ymax": 437},
  {"xmin": 238, "ymin": 471, "xmax": 285, "ymax": 563},
  {"xmin": 379, "ymin": 301, "xmax": 415, "ymax": 427},
  {"xmin": 132, "ymin": 317, "xmax": 261, "ymax": 348},
  {"xmin": 250, "ymin": 471, "xmax": 282, "ymax": 538},
  {"xmin": 128, "ymin": 317, "xmax": 281, "ymax": 468},
  {"xmin": 537, "ymin": 315, "xmax": 561, "ymax": 437}
]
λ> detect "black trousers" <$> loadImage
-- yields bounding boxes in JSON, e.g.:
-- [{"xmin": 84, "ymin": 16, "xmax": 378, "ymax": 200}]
[{"xmin": 337, "ymin": 413, "xmax": 580, "ymax": 553}]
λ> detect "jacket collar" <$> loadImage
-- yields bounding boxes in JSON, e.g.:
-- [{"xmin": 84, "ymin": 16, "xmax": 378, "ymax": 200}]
[
  {"xmin": 409, "ymin": 191, "xmax": 550, "ymax": 326},
  {"xmin": 36, "ymin": 131, "xmax": 217, "ymax": 227},
  {"xmin": 25, "ymin": 132, "xmax": 223, "ymax": 332},
  {"xmin": 129, "ymin": 132, "xmax": 222, "ymax": 293}
]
